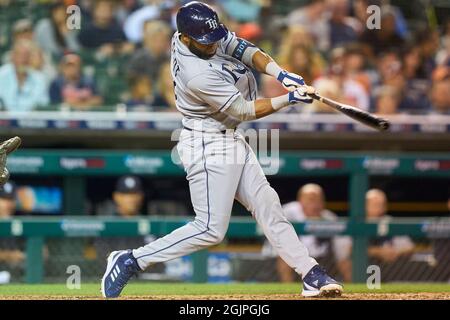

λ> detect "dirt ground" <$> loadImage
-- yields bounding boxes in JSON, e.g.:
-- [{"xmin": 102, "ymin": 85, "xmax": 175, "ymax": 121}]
[{"xmin": 1, "ymin": 293, "xmax": 449, "ymax": 300}]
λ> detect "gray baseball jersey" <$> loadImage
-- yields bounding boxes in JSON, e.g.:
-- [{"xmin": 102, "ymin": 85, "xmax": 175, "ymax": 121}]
[{"xmin": 170, "ymin": 31, "xmax": 258, "ymax": 131}]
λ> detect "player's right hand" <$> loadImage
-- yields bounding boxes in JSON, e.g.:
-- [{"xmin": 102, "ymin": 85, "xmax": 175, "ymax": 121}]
[{"xmin": 288, "ymin": 86, "xmax": 315, "ymax": 104}]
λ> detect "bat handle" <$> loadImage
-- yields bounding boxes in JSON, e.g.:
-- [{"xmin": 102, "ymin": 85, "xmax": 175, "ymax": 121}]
[{"xmin": 308, "ymin": 93, "xmax": 322, "ymax": 102}]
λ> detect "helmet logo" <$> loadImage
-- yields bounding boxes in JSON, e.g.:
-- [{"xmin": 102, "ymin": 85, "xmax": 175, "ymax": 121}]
[{"xmin": 205, "ymin": 18, "xmax": 218, "ymax": 30}]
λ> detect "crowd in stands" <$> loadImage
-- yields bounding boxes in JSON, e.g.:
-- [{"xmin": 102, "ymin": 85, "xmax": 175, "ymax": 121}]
[{"xmin": 0, "ymin": 0, "xmax": 448, "ymax": 114}]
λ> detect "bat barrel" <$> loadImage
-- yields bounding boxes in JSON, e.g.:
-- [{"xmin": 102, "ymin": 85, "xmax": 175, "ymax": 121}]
[
  {"xmin": 309, "ymin": 93, "xmax": 391, "ymax": 132},
  {"xmin": 378, "ymin": 119, "xmax": 390, "ymax": 131}
]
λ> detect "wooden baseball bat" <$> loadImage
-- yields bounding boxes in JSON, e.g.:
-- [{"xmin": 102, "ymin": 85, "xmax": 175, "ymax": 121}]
[{"xmin": 308, "ymin": 93, "xmax": 390, "ymax": 131}]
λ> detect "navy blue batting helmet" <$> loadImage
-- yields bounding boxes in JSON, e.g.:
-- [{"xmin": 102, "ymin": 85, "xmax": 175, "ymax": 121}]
[{"xmin": 176, "ymin": 1, "xmax": 227, "ymax": 44}]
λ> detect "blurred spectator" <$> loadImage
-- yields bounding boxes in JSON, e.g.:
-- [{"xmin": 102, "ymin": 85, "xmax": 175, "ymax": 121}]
[
  {"xmin": 29, "ymin": 41, "xmax": 58, "ymax": 81},
  {"xmin": 324, "ymin": 188, "xmax": 417, "ymax": 283},
  {"xmin": 0, "ymin": 40, "xmax": 49, "ymax": 112},
  {"xmin": 123, "ymin": 0, "xmax": 162, "ymax": 43},
  {"xmin": 344, "ymin": 44, "xmax": 371, "ymax": 93},
  {"xmin": 78, "ymin": 0, "xmax": 134, "ymax": 56},
  {"xmin": 433, "ymin": 21, "xmax": 450, "ymax": 84},
  {"xmin": 436, "ymin": 18, "xmax": 450, "ymax": 68},
  {"xmin": 359, "ymin": 6, "xmax": 406, "ymax": 57},
  {"xmin": 416, "ymin": 28, "xmax": 440, "ymax": 79},
  {"xmin": 2, "ymin": 18, "xmax": 56, "ymax": 80},
  {"xmin": 352, "ymin": 0, "xmax": 379, "ymax": 32},
  {"xmin": 366, "ymin": 189, "xmax": 414, "ymax": 263},
  {"xmin": 155, "ymin": 61, "xmax": 177, "ymax": 111},
  {"xmin": 373, "ymin": 85, "xmax": 401, "ymax": 115},
  {"xmin": 353, "ymin": 1, "xmax": 408, "ymax": 38},
  {"xmin": 328, "ymin": 48, "xmax": 370, "ymax": 110},
  {"xmin": 402, "ymin": 44, "xmax": 426, "ymax": 80},
  {"xmin": 432, "ymin": 63, "xmax": 449, "ymax": 83},
  {"xmin": 0, "ymin": 182, "xmax": 25, "ymax": 283},
  {"xmin": 91, "ymin": 175, "xmax": 170, "ymax": 277},
  {"xmin": 34, "ymin": 2, "xmax": 81, "ymax": 60},
  {"xmin": 366, "ymin": 189, "xmax": 387, "ymax": 219},
  {"xmin": 429, "ymin": 78, "xmax": 450, "ymax": 114},
  {"xmin": 11, "ymin": 18, "xmax": 34, "ymax": 42},
  {"xmin": 328, "ymin": 0, "xmax": 359, "ymax": 49},
  {"xmin": 0, "ymin": 181, "xmax": 17, "ymax": 218},
  {"xmin": 113, "ymin": 175, "xmax": 144, "ymax": 216},
  {"xmin": 313, "ymin": 47, "xmax": 370, "ymax": 111},
  {"xmin": 127, "ymin": 20, "xmax": 172, "ymax": 82},
  {"xmin": 49, "ymin": 53, "xmax": 103, "ymax": 110},
  {"xmin": 261, "ymin": 26, "xmax": 325, "ymax": 98},
  {"xmin": 282, "ymin": 44, "xmax": 324, "ymax": 86},
  {"xmin": 262, "ymin": 184, "xmax": 352, "ymax": 282},
  {"xmin": 287, "ymin": 0, "xmax": 329, "ymax": 52},
  {"xmin": 124, "ymin": 74, "xmax": 157, "ymax": 111},
  {"xmin": 374, "ymin": 50, "xmax": 405, "ymax": 93},
  {"xmin": 115, "ymin": 0, "xmax": 142, "ymax": 26},
  {"xmin": 399, "ymin": 44, "xmax": 432, "ymax": 113},
  {"xmin": 279, "ymin": 26, "xmax": 317, "ymax": 54}
]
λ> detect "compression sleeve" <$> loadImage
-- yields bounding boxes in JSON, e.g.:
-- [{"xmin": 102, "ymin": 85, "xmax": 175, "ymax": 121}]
[{"xmin": 223, "ymin": 94, "xmax": 256, "ymax": 121}]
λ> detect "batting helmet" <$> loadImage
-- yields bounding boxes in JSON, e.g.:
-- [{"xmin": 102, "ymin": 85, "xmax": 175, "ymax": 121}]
[{"xmin": 176, "ymin": 1, "xmax": 227, "ymax": 44}]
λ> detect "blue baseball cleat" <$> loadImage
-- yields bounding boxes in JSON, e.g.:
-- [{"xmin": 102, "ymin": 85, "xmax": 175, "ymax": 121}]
[
  {"xmin": 301, "ymin": 265, "xmax": 343, "ymax": 298},
  {"xmin": 101, "ymin": 250, "xmax": 141, "ymax": 298}
]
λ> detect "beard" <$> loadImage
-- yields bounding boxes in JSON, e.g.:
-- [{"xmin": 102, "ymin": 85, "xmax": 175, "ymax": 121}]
[{"xmin": 188, "ymin": 42, "xmax": 216, "ymax": 60}]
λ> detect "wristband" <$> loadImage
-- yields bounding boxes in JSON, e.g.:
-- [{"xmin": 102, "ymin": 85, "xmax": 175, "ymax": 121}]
[
  {"xmin": 270, "ymin": 94, "xmax": 290, "ymax": 111},
  {"xmin": 265, "ymin": 61, "xmax": 284, "ymax": 79}
]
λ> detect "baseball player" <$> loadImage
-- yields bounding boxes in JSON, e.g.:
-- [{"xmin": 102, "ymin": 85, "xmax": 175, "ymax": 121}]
[{"xmin": 101, "ymin": 1, "xmax": 343, "ymax": 298}]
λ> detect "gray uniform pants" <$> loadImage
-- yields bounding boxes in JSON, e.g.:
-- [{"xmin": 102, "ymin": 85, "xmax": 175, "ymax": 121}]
[{"xmin": 133, "ymin": 129, "xmax": 317, "ymax": 277}]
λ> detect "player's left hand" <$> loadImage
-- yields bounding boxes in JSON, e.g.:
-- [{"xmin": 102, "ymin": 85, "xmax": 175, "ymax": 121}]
[
  {"xmin": 277, "ymin": 70, "xmax": 307, "ymax": 92},
  {"xmin": 0, "ymin": 136, "xmax": 22, "ymax": 186}
]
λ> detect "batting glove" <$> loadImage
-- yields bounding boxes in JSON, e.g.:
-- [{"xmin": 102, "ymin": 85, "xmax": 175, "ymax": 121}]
[
  {"xmin": 288, "ymin": 86, "xmax": 314, "ymax": 104},
  {"xmin": 277, "ymin": 70, "xmax": 306, "ymax": 91}
]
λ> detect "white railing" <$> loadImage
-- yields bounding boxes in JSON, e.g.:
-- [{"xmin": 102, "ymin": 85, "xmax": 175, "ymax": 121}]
[{"xmin": 0, "ymin": 111, "xmax": 449, "ymax": 133}]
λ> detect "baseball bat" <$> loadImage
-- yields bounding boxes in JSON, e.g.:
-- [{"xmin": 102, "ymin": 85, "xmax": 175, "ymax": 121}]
[{"xmin": 308, "ymin": 93, "xmax": 390, "ymax": 131}]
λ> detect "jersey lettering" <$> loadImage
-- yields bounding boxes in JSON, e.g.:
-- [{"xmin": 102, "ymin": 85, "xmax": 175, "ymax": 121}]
[
  {"xmin": 173, "ymin": 58, "xmax": 180, "ymax": 78},
  {"xmin": 231, "ymin": 38, "xmax": 254, "ymax": 61},
  {"xmin": 222, "ymin": 63, "xmax": 247, "ymax": 84}
]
